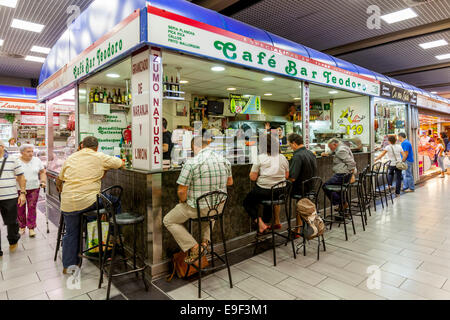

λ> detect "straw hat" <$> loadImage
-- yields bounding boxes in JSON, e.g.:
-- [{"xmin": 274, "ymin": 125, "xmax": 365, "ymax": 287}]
[{"xmin": 296, "ymin": 198, "xmax": 316, "ymax": 215}]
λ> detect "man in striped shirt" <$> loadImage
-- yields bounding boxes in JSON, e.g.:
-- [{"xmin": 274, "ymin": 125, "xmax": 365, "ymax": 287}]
[{"xmin": 0, "ymin": 140, "xmax": 26, "ymax": 254}]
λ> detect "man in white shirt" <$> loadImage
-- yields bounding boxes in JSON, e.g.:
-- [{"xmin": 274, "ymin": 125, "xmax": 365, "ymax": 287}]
[{"xmin": 0, "ymin": 140, "xmax": 27, "ymax": 254}]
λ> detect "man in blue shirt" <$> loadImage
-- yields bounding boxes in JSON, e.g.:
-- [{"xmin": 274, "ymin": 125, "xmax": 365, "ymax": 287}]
[{"xmin": 398, "ymin": 132, "xmax": 415, "ymax": 192}]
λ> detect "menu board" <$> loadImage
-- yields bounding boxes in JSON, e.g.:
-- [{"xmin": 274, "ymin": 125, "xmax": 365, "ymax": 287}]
[{"xmin": 21, "ymin": 112, "xmax": 59, "ymax": 126}]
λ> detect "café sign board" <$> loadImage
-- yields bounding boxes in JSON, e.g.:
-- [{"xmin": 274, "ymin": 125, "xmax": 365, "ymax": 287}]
[
  {"xmin": 148, "ymin": 6, "xmax": 380, "ymax": 96},
  {"xmin": 380, "ymin": 82, "xmax": 417, "ymax": 105}
]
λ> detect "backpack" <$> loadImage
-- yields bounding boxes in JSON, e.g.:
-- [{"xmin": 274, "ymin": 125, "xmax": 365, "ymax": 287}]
[
  {"xmin": 296, "ymin": 198, "xmax": 325, "ymax": 240},
  {"xmin": 166, "ymin": 250, "xmax": 209, "ymax": 281}
]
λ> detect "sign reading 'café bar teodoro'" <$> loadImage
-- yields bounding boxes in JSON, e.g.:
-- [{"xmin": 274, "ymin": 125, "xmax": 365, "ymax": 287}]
[
  {"xmin": 147, "ymin": 6, "xmax": 380, "ymax": 96},
  {"xmin": 380, "ymin": 82, "xmax": 417, "ymax": 105}
]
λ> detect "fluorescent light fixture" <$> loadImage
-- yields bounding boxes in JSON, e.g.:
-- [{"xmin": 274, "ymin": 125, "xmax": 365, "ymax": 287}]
[
  {"xmin": 11, "ymin": 19, "xmax": 45, "ymax": 33},
  {"xmin": 419, "ymin": 39, "xmax": 448, "ymax": 49},
  {"xmin": 329, "ymin": 90, "xmax": 338, "ymax": 94},
  {"xmin": 79, "ymin": 89, "xmax": 87, "ymax": 94},
  {"xmin": 294, "ymin": 97, "xmax": 301, "ymax": 100},
  {"xmin": 106, "ymin": 73, "xmax": 120, "ymax": 78},
  {"xmin": 431, "ymin": 91, "xmax": 437, "ymax": 94},
  {"xmin": 25, "ymin": 55, "xmax": 45, "ymax": 63},
  {"xmin": 211, "ymin": 66, "xmax": 225, "ymax": 72},
  {"xmin": 381, "ymin": 8, "xmax": 417, "ymax": 24},
  {"xmin": 243, "ymin": 94, "xmax": 251, "ymax": 98},
  {"xmin": 227, "ymin": 87, "xmax": 236, "ymax": 91},
  {"xmin": 0, "ymin": 39, "xmax": 3, "ymax": 46},
  {"xmin": 262, "ymin": 77, "xmax": 274, "ymax": 81},
  {"xmin": 264, "ymin": 93, "xmax": 273, "ymax": 96},
  {"xmin": 179, "ymin": 80, "xmax": 189, "ymax": 84},
  {"xmin": 436, "ymin": 53, "xmax": 450, "ymax": 60},
  {"xmin": 0, "ymin": 0, "xmax": 18, "ymax": 8},
  {"xmin": 30, "ymin": 45, "xmax": 51, "ymax": 54}
]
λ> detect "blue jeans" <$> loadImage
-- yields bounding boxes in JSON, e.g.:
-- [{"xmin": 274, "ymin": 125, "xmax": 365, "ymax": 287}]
[
  {"xmin": 388, "ymin": 166, "xmax": 402, "ymax": 195},
  {"xmin": 402, "ymin": 161, "xmax": 415, "ymax": 191},
  {"xmin": 61, "ymin": 195, "xmax": 121, "ymax": 268},
  {"xmin": 323, "ymin": 173, "xmax": 351, "ymax": 205}
]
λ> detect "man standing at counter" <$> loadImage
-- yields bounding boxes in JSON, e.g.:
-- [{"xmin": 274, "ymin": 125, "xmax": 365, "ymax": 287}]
[
  {"xmin": 288, "ymin": 134, "xmax": 317, "ymax": 196},
  {"xmin": 321, "ymin": 138, "xmax": 356, "ymax": 208},
  {"xmin": 56, "ymin": 136, "xmax": 124, "ymax": 273},
  {"xmin": 163, "ymin": 136, "xmax": 233, "ymax": 265},
  {"xmin": 163, "ymin": 118, "xmax": 173, "ymax": 161},
  {"xmin": 398, "ymin": 132, "xmax": 415, "ymax": 192}
]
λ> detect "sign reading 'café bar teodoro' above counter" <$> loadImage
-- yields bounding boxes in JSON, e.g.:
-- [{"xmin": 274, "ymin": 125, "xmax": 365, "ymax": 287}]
[
  {"xmin": 380, "ymin": 82, "xmax": 417, "ymax": 105},
  {"xmin": 147, "ymin": 6, "xmax": 380, "ymax": 97}
]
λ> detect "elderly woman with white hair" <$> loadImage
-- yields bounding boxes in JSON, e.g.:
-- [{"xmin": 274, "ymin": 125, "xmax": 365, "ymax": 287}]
[{"xmin": 16, "ymin": 144, "xmax": 46, "ymax": 237}]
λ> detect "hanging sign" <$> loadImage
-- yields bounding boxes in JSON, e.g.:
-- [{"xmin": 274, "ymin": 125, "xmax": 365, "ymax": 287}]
[
  {"xmin": 229, "ymin": 94, "xmax": 261, "ymax": 114},
  {"xmin": 380, "ymin": 82, "xmax": 417, "ymax": 104},
  {"xmin": 148, "ymin": 6, "xmax": 380, "ymax": 96},
  {"xmin": 21, "ymin": 112, "xmax": 60, "ymax": 126},
  {"xmin": 301, "ymin": 82, "xmax": 310, "ymax": 149}
]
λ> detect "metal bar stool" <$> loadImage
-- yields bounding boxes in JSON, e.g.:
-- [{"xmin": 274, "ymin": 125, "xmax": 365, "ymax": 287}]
[
  {"xmin": 348, "ymin": 168, "xmax": 369, "ymax": 231},
  {"xmin": 322, "ymin": 173, "xmax": 355, "ymax": 241},
  {"xmin": 381, "ymin": 160, "xmax": 394, "ymax": 205},
  {"xmin": 367, "ymin": 162, "xmax": 385, "ymax": 210},
  {"xmin": 253, "ymin": 180, "xmax": 296, "ymax": 266},
  {"xmin": 187, "ymin": 191, "xmax": 232, "ymax": 299},
  {"xmin": 97, "ymin": 193, "xmax": 148, "ymax": 300},
  {"xmin": 289, "ymin": 177, "xmax": 326, "ymax": 260}
]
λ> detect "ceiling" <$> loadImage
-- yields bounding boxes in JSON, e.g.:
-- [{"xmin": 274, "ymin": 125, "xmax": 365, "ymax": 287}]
[
  {"xmin": 0, "ymin": 0, "xmax": 94, "ymax": 81},
  {"xmin": 192, "ymin": 0, "xmax": 450, "ymax": 98},
  {"xmin": 163, "ymin": 50, "xmax": 361, "ymax": 102}
]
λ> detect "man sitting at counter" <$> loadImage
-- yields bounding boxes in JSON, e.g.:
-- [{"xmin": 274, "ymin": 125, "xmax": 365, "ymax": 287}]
[
  {"xmin": 288, "ymin": 133, "xmax": 317, "ymax": 196},
  {"xmin": 56, "ymin": 136, "xmax": 124, "ymax": 273},
  {"xmin": 163, "ymin": 135, "xmax": 233, "ymax": 265},
  {"xmin": 321, "ymin": 138, "xmax": 356, "ymax": 209}
]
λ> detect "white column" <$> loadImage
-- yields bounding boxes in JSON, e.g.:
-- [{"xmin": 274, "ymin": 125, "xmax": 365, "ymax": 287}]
[{"xmin": 301, "ymin": 81, "xmax": 310, "ymax": 149}]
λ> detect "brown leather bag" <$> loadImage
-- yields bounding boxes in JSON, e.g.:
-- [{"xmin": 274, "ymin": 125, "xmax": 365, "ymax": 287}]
[{"xmin": 166, "ymin": 251, "xmax": 209, "ymax": 281}]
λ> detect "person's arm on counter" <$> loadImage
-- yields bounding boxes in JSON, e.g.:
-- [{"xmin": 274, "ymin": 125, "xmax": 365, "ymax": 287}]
[
  {"xmin": 101, "ymin": 153, "xmax": 125, "ymax": 170},
  {"xmin": 374, "ymin": 150, "xmax": 387, "ymax": 162}
]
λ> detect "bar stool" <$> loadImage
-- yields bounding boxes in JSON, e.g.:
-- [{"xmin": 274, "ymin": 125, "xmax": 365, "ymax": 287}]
[
  {"xmin": 366, "ymin": 162, "xmax": 385, "ymax": 210},
  {"xmin": 290, "ymin": 177, "xmax": 326, "ymax": 260},
  {"xmin": 381, "ymin": 160, "xmax": 394, "ymax": 205},
  {"xmin": 253, "ymin": 180, "xmax": 296, "ymax": 266},
  {"xmin": 348, "ymin": 167, "xmax": 370, "ymax": 231},
  {"xmin": 322, "ymin": 173, "xmax": 355, "ymax": 241},
  {"xmin": 187, "ymin": 191, "xmax": 232, "ymax": 299},
  {"xmin": 97, "ymin": 193, "xmax": 148, "ymax": 300}
]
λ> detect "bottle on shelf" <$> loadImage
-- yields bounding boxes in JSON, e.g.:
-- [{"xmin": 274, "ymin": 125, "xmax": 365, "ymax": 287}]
[
  {"xmin": 120, "ymin": 89, "xmax": 125, "ymax": 104},
  {"xmin": 128, "ymin": 87, "xmax": 132, "ymax": 104},
  {"xmin": 103, "ymin": 88, "xmax": 108, "ymax": 103},
  {"xmin": 113, "ymin": 89, "xmax": 118, "ymax": 104},
  {"xmin": 163, "ymin": 75, "xmax": 168, "ymax": 93},
  {"xmin": 89, "ymin": 88, "xmax": 94, "ymax": 103},
  {"xmin": 107, "ymin": 91, "xmax": 113, "ymax": 104},
  {"xmin": 94, "ymin": 88, "xmax": 99, "ymax": 102},
  {"xmin": 175, "ymin": 77, "xmax": 180, "ymax": 97},
  {"xmin": 99, "ymin": 87, "xmax": 104, "ymax": 102}
]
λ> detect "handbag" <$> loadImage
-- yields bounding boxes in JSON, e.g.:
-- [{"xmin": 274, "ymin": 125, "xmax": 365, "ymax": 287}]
[
  {"xmin": 166, "ymin": 250, "xmax": 209, "ymax": 281},
  {"xmin": 85, "ymin": 220, "xmax": 111, "ymax": 255},
  {"xmin": 391, "ymin": 145, "xmax": 408, "ymax": 171}
]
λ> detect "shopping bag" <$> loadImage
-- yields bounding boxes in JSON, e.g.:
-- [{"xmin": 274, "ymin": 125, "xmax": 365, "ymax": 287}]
[{"xmin": 86, "ymin": 221, "xmax": 110, "ymax": 255}]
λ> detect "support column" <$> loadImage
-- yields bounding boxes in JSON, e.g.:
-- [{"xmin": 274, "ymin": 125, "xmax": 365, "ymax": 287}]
[{"xmin": 301, "ymin": 81, "xmax": 310, "ymax": 149}]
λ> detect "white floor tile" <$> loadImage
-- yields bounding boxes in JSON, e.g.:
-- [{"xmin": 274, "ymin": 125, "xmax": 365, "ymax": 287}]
[
  {"xmin": 234, "ymin": 260, "xmax": 289, "ymax": 285},
  {"xmin": 273, "ymin": 260, "xmax": 326, "ymax": 286},
  {"xmin": 276, "ymin": 277, "xmax": 340, "ymax": 300},
  {"xmin": 193, "ymin": 275, "xmax": 252, "ymax": 300},
  {"xmin": 400, "ymin": 279, "xmax": 450, "ymax": 300},
  {"xmin": 316, "ymin": 278, "xmax": 385, "ymax": 300},
  {"xmin": 308, "ymin": 261, "xmax": 366, "ymax": 286},
  {"xmin": 26, "ymin": 293, "xmax": 50, "ymax": 300},
  {"xmin": 0, "ymin": 273, "xmax": 40, "ymax": 292},
  {"xmin": 235, "ymin": 276, "xmax": 295, "ymax": 300},
  {"xmin": 214, "ymin": 266, "xmax": 250, "ymax": 284},
  {"xmin": 357, "ymin": 282, "xmax": 427, "ymax": 300},
  {"xmin": 382, "ymin": 262, "xmax": 447, "ymax": 289},
  {"xmin": 167, "ymin": 283, "xmax": 210, "ymax": 300},
  {"xmin": 343, "ymin": 261, "xmax": 406, "ymax": 288}
]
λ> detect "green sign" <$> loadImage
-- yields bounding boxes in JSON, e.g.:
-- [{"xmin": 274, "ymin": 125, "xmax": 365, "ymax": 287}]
[{"xmin": 229, "ymin": 94, "xmax": 261, "ymax": 114}]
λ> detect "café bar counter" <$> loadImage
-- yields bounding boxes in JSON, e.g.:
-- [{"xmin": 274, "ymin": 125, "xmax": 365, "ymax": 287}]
[{"xmin": 46, "ymin": 152, "xmax": 371, "ymax": 278}]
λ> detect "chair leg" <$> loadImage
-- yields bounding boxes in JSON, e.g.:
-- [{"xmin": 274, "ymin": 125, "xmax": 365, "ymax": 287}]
[
  {"xmin": 286, "ymin": 199, "xmax": 296, "ymax": 259},
  {"xmin": 54, "ymin": 214, "xmax": 64, "ymax": 261},
  {"xmin": 198, "ymin": 217, "xmax": 202, "ymax": 299},
  {"xmin": 321, "ymin": 235, "xmax": 326, "ymax": 252},
  {"xmin": 78, "ymin": 216, "xmax": 84, "ymax": 268},
  {"xmin": 96, "ymin": 217, "xmax": 103, "ymax": 286},
  {"xmin": 99, "ymin": 223, "xmax": 111, "ymax": 289},
  {"xmin": 209, "ymin": 220, "xmax": 215, "ymax": 268},
  {"xmin": 340, "ymin": 195, "xmax": 348, "ymax": 241},
  {"xmin": 271, "ymin": 205, "xmax": 276, "ymax": 266},
  {"xmin": 317, "ymin": 237, "xmax": 320, "ymax": 260},
  {"xmin": 141, "ymin": 223, "xmax": 149, "ymax": 291},
  {"xmin": 106, "ymin": 226, "xmax": 116, "ymax": 300},
  {"xmin": 219, "ymin": 215, "xmax": 233, "ymax": 288},
  {"xmin": 370, "ymin": 177, "xmax": 377, "ymax": 211},
  {"xmin": 347, "ymin": 191, "xmax": 356, "ymax": 235},
  {"xmin": 383, "ymin": 175, "xmax": 389, "ymax": 207},
  {"xmin": 303, "ymin": 236, "xmax": 306, "ymax": 257},
  {"xmin": 133, "ymin": 224, "xmax": 138, "ymax": 278}
]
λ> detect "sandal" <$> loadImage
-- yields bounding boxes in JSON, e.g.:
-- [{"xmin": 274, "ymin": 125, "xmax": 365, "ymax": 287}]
[
  {"xmin": 184, "ymin": 245, "xmax": 207, "ymax": 264},
  {"xmin": 268, "ymin": 224, "xmax": 282, "ymax": 230}
]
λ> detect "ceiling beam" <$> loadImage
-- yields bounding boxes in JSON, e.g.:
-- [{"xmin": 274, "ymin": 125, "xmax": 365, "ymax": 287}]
[
  {"xmin": 384, "ymin": 63, "xmax": 450, "ymax": 77},
  {"xmin": 323, "ymin": 19, "xmax": 450, "ymax": 56}
]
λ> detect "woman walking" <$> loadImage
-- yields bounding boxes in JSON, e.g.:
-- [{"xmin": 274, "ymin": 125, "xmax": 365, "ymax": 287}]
[
  {"xmin": 436, "ymin": 138, "xmax": 446, "ymax": 178},
  {"xmin": 375, "ymin": 135, "xmax": 406, "ymax": 196},
  {"xmin": 16, "ymin": 144, "xmax": 46, "ymax": 237}
]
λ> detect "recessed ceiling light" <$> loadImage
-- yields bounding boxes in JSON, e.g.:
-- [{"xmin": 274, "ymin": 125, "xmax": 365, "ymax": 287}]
[
  {"xmin": 106, "ymin": 73, "xmax": 120, "ymax": 78},
  {"xmin": 262, "ymin": 77, "xmax": 274, "ymax": 81},
  {"xmin": 436, "ymin": 53, "xmax": 450, "ymax": 60},
  {"xmin": 419, "ymin": 39, "xmax": 448, "ymax": 49},
  {"xmin": 294, "ymin": 97, "xmax": 301, "ymax": 100},
  {"xmin": 431, "ymin": 91, "xmax": 437, "ymax": 94},
  {"xmin": 25, "ymin": 55, "xmax": 45, "ymax": 63},
  {"xmin": 381, "ymin": 8, "xmax": 417, "ymax": 24},
  {"xmin": 211, "ymin": 66, "xmax": 225, "ymax": 72},
  {"xmin": 0, "ymin": 0, "xmax": 18, "ymax": 8},
  {"xmin": 30, "ymin": 45, "xmax": 51, "ymax": 54},
  {"xmin": 243, "ymin": 94, "xmax": 251, "ymax": 98},
  {"xmin": 0, "ymin": 39, "xmax": 3, "ymax": 46},
  {"xmin": 11, "ymin": 19, "xmax": 45, "ymax": 33},
  {"xmin": 329, "ymin": 90, "xmax": 339, "ymax": 94},
  {"xmin": 264, "ymin": 93, "xmax": 273, "ymax": 96},
  {"xmin": 227, "ymin": 87, "xmax": 236, "ymax": 91},
  {"xmin": 179, "ymin": 80, "xmax": 189, "ymax": 84}
]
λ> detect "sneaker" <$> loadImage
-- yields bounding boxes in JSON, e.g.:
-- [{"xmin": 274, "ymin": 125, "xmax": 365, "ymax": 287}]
[
  {"xmin": 63, "ymin": 268, "xmax": 68, "ymax": 274},
  {"xmin": 29, "ymin": 229, "xmax": 36, "ymax": 238},
  {"xmin": 9, "ymin": 243, "xmax": 18, "ymax": 253},
  {"xmin": 19, "ymin": 228, "xmax": 25, "ymax": 235}
]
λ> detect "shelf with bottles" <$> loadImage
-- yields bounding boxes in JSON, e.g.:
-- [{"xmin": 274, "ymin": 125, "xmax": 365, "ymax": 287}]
[
  {"xmin": 88, "ymin": 86, "xmax": 132, "ymax": 106},
  {"xmin": 163, "ymin": 74, "xmax": 185, "ymax": 100}
]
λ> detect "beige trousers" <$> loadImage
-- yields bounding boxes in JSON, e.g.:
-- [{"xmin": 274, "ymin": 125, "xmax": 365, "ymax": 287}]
[{"xmin": 163, "ymin": 203, "xmax": 217, "ymax": 252}]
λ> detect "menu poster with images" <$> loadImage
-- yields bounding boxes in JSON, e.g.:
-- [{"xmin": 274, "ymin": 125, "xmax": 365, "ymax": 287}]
[
  {"xmin": 229, "ymin": 94, "xmax": 261, "ymax": 114},
  {"xmin": 332, "ymin": 96, "xmax": 370, "ymax": 145},
  {"xmin": 21, "ymin": 112, "xmax": 60, "ymax": 126},
  {"xmin": 81, "ymin": 112, "xmax": 127, "ymax": 156}
]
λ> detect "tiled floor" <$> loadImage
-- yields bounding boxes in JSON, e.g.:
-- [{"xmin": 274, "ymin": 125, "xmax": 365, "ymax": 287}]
[
  {"xmin": 0, "ymin": 194, "xmax": 125, "ymax": 300},
  {"xmin": 163, "ymin": 176, "xmax": 450, "ymax": 300}
]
